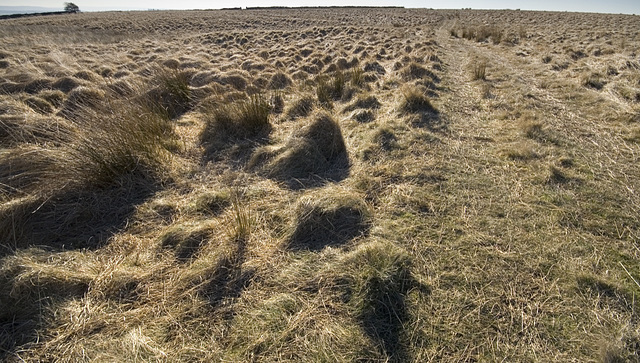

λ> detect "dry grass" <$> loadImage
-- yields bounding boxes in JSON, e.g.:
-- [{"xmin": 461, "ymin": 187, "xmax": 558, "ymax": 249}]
[{"xmin": 1, "ymin": 8, "xmax": 639, "ymax": 363}]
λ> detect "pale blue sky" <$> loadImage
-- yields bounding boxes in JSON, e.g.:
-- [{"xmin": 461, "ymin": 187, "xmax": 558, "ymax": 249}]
[{"xmin": 1, "ymin": 0, "xmax": 639, "ymax": 14}]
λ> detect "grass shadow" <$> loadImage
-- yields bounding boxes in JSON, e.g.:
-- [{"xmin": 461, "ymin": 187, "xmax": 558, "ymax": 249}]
[
  {"xmin": 410, "ymin": 110, "xmax": 447, "ymax": 133},
  {"xmin": 338, "ymin": 241, "xmax": 431, "ymax": 361},
  {"xmin": 250, "ymin": 113, "xmax": 351, "ymax": 190},
  {"xmin": 0, "ymin": 171, "xmax": 158, "ymax": 257}
]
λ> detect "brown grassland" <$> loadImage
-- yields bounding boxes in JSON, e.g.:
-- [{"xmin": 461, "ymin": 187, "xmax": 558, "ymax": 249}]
[{"xmin": 1, "ymin": 8, "xmax": 639, "ymax": 361}]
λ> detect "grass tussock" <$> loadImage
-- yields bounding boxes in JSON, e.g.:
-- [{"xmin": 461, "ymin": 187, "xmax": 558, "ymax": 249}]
[
  {"xmin": 288, "ymin": 187, "xmax": 371, "ymax": 250},
  {"xmin": 316, "ymin": 71, "xmax": 347, "ymax": 107},
  {"xmin": 268, "ymin": 71, "xmax": 292, "ymax": 89},
  {"xmin": 57, "ymin": 86, "xmax": 105, "ymax": 119},
  {"xmin": 471, "ymin": 60, "xmax": 487, "ymax": 81},
  {"xmin": 227, "ymin": 197, "xmax": 252, "ymax": 242},
  {"xmin": 2, "ymin": 8, "xmax": 640, "ymax": 363},
  {"xmin": 200, "ymin": 94, "xmax": 272, "ymax": 146},
  {"xmin": 251, "ymin": 113, "xmax": 349, "ymax": 185},
  {"xmin": 399, "ymin": 87, "xmax": 437, "ymax": 114},
  {"xmin": 285, "ymin": 95, "xmax": 315, "ymax": 120},
  {"xmin": 0, "ymin": 113, "xmax": 77, "ymax": 147},
  {"xmin": 145, "ymin": 68, "xmax": 193, "ymax": 119},
  {"xmin": 456, "ymin": 24, "xmax": 503, "ymax": 44},
  {"xmin": 23, "ymin": 96, "xmax": 54, "ymax": 114},
  {"xmin": 350, "ymin": 67, "xmax": 365, "ymax": 87},
  {"xmin": 0, "ymin": 74, "xmax": 178, "ymax": 251}
]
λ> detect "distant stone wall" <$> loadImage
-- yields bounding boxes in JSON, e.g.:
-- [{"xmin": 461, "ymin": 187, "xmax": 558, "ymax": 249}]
[{"xmin": 0, "ymin": 11, "xmax": 76, "ymax": 20}]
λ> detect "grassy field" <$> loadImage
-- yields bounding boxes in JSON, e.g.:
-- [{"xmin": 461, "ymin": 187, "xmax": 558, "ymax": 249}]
[{"xmin": 1, "ymin": 8, "xmax": 639, "ymax": 362}]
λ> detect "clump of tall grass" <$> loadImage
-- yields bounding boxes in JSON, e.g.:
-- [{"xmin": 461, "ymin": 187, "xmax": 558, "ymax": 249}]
[
  {"xmin": 228, "ymin": 197, "xmax": 252, "ymax": 242},
  {"xmin": 350, "ymin": 68, "xmax": 365, "ymax": 87},
  {"xmin": 67, "ymin": 102, "xmax": 173, "ymax": 187},
  {"xmin": 399, "ymin": 87, "xmax": 437, "ymax": 114},
  {"xmin": 459, "ymin": 25, "xmax": 503, "ymax": 44},
  {"xmin": 472, "ymin": 60, "xmax": 487, "ymax": 81},
  {"xmin": 23, "ymin": 96, "xmax": 53, "ymax": 114},
  {"xmin": 57, "ymin": 86, "xmax": 105, "ymax": 119},
  {"xmin": 316, "ymin": 78, "xmax": 333, "ymax": 107},
  {"xmin": 201, "ymin": 94, "xmax": 272, "ymax": 147},
  {"xmin": 145, "ymin": 68, "xmax": 193, "ymax": 119},
  {"xmin": 316, "ymin": 71, "xmax": 346, "ymax": 107},
  {"xmin": 268, "ymin": 71, "xmax": 292, "ymax": 89},
  {"xmin": 4, "ymin": 86, "xmax": 173, "ymax": 193},
  {"xmin": 0, "ymin": 75, "xmax": 178, "ymax": 248}
]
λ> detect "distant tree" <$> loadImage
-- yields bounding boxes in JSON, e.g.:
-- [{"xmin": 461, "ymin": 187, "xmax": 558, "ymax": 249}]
[{"xmin": 64, "ymin": 2, "xmax": 80, "ymax": 13}]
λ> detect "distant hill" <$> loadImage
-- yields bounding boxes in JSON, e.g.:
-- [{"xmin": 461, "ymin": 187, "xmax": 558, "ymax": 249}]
[{"xmin": 0, "ymin": 6, "xmax": 60, "ymax": 15}]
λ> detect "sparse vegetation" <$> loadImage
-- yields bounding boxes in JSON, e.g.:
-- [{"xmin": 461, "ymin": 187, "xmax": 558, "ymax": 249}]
[
  {"xmin": 471, "ymin": 60, "xmax": 487, "ymax": 80},
  {"xmin": 456, "ymin": 24, "xmax": 503, "ymax": 43},
  {"xmin": 1, "ymin": 8, "xmax": 639, "ymax": 363}
]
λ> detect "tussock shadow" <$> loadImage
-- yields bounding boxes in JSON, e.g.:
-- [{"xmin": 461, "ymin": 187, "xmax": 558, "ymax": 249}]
[
  {"xmin": 200, "ymin": 126, "xmax": 272, "ymax": 168},
  {"xmin": 0, "ymin": 172, "xmax": 153, "ymax": 360},
  {"xmin": 0, "ymin": 171, "xmax": 158, "ymax": 257},
  {"xmin": 287, "ymin": 198, "xmax": 371, "ymax": 251},
  {"xmin": 0, "ymin": 258, "xmax": 90, "ymax": 361},
  {"xmin": 358, "ymin": 274, "xmax": 429, "ymax": 362},
  {"xmin": 338, "ymin": 242, "xmax": 432, "ymax": 361},
  {"xmin": 200, "ymin": 236, "xmax": 253, "ymax": 310},
  {"xmin": 410, "ymin": 110, "xmax": 448, "ymax": 133},
  {"xmin": 160, "ymin": 226, "xmax": 212, "ymax": 262},
  {"xmin": 259, "ymin": 150, "xmax": 350, "ymax": 191},
  {"xmin": 249, "ymin": 113, "xmax": 350, "ymax": 190}
]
